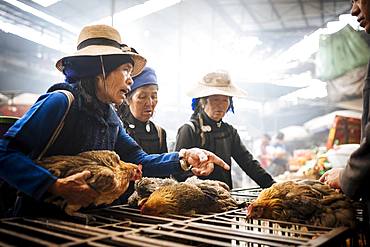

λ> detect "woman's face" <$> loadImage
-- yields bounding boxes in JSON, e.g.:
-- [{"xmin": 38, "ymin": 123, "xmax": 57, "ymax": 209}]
[
  {"xmin": 127, "ymin": 85, "xmax": 158, "ymax": 122},
  {"xmin": 96, "ymin": 63, "xmax": 133, "ymax": 105},
  {"xmin": 203, "ymin": 95, "xmax": 230, "ymax": 122},
  {"xmin": 352, "ymin": 0, "xmax": 370, "ymax": 33}
]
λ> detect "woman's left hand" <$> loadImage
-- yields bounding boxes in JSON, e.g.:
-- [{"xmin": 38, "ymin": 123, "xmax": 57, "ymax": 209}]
[{"xmin": 182, "ymin": 148, "xmax": 230, "ymax": 176}]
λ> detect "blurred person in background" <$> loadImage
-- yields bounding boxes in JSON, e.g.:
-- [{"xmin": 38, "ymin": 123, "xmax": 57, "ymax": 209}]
[
  {"xmin": 117, "ymin": 67, "xmax": 167, "ymax": 154},
  {"xmin": 254, "ymin": 133, "xmax": 273, "ymax": 169},
  {"xmin": 0, "ymin": 24, "xmax": 229, "ymax": 217},
  {"xmin": 267, "ymin": 132, "xmax": 289, "ymax": 176},
  {"xmin": 320, "ymin": 0, "xmax": 370, "ymax": 224},
  {"xmin": 175, "ymin": 70, "xmax": 275, "ymax": 189}
]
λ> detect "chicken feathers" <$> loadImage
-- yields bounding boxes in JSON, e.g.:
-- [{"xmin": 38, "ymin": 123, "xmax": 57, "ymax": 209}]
[
  {"xmin": 37, "ymin": 150, "xmax": 141, "ymax": 217},
  {"xmin": 246, "ymin": 180, "xmax": 358, "ymax": 228},
  {"xmin": 139, "ymin": 177, "xmax": 239, "ymax": 216},
  {"xmin": 128, "ymin": 177, "xmax": 178, "ymax": 207}
]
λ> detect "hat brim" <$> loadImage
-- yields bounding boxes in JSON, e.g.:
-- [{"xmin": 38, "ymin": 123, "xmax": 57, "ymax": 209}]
[
  {"xmin": 56, "ymin": 45, "xmax": 146, "ymax": 77},
  {"xmin": 187, "ymin": 83, "xmax": 248, "ymax": 98}
]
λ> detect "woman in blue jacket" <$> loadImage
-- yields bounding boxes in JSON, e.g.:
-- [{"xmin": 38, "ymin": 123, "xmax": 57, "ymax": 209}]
[{"xmin": 0, "ymin": 24, "xmax": 228, "ymax": 216}]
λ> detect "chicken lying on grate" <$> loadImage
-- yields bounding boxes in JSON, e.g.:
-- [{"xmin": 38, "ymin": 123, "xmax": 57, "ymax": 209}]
[
  {"xmin": 139, "ymin": 176, "xmax": 241, "ymax": 216},
  {"xmin": 128, "ymin": 177, "xmax": 178, "ymax": 207},
  {"xmin": 37, "ymin": 150, "xmax": 142, "ymax": 218},
  {"xmin": 246, "ymin": 180, "xmax": 358, "ymax": 228}
]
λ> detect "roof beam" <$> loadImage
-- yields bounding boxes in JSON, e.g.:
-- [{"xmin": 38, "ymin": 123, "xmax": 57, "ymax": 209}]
[
  {"xmin": 298, "ymin": 0, "xmax": 309, "ymax": 27},
  {"xmin": 320, "ymin": 0, "xmax": 324, "ymax": 25},
  {"xmin": 238, "ymin": 0, "xmax": 263, "ymax": 30},
  {"xmin": 268, "ymin": 0, "xmax": 286, "ymax": 29},
  {"xmin": 205, "ymin": 0, "xmax": 243, "ymax": 34}
]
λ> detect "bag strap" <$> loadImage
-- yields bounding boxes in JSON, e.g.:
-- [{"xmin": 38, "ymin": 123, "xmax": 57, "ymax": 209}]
[
  {"xmin": 36, "ymin": 90, "xmax": 74, "ymax": 161},
  {"xmin": 185, "ymin": 118, "xmax": 205, "ymax": 148},
  {"xmin": 154, "ymin": 123, "xmax": 163, "ymax": 150}
]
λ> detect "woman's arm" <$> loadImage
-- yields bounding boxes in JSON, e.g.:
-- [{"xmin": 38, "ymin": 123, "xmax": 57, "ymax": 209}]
[
  {"xmin": 0, "ymin": 92, "xmax": 97, "ymax": 202},
  {"xmin": 231, "ymin": 128, "xmax": 275, "ymax": 188},
  {"xmin": 0, "ymin": 92, "xmax": 71, "ymax": 199}
]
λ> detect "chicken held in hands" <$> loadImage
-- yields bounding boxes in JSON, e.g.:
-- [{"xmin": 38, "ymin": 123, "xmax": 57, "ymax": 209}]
[
  {"xmin": 246, "ymin": 180, "xmax": 357, "ymax": 228},
  {"xmin": 37, "ymin": 150, "xmax": 142, "ymax": 217}
]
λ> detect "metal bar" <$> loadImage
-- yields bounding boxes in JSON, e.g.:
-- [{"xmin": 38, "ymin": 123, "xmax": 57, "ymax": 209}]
[
  {"xmin": 0, "ymin": 227, "xmax": 56, "ymax": 246},
  {"xmin": 98, "ymin": 207, "xmax": 177, "ymax": 223},
  {"xmin": 198, "ymin": 217, "xmax": 321, "ymax": 238},
  {"xmin": 139, "ymin": 226, "xmax": 290, "ymax": 246},
  {"xmin": 306, "ymin": 227, "xmax": 352, "ymax": 247},
  {"xmin": 25, "ymin": 218, "xmax": 115, "ymax": 235},
  {"xmin": 2, "ymin": 221, "xmax": 86, "ymax": 242},
  {"xmin": 139, "ymin": 228, "xmax": 232, "ymax": 247},
  {"xmin": 159, "ymin": 223, "xmax": 304, "ymax": 246},
  {"xmin": 182, "ymin": 222, "xmax": 307, "ymax": 243},
  {"xmin": 120, "ymin": 233, "xmax": 193, "ymax": 247}
]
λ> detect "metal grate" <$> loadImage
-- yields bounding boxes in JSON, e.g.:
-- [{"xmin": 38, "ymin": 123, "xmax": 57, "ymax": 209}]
[
  {"xmin": 0, "ymin": 187, "xmax": 367, "ymax": 246},
  {"xmin": 230, "ymin": 187, "xmax": 262, "ymax": 204}
]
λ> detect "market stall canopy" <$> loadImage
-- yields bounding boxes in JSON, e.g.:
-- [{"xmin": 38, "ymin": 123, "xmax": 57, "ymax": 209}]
[
  {"xmin": 242, "ymin": 82, "xmax": 303, "ymax": 102},
  {"xmin": 304, "ymin": 110, "xmax": 362, "ymax": 134}
]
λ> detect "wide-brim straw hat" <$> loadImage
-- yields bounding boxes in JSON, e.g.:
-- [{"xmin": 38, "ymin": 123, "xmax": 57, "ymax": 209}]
[
  {"xmin": 187, "ymin": 70, "xmax": 248, "ymax": 98},
  {"xmin": 56, "ymin": 24, "xmax": 146, "ymax": 77}
]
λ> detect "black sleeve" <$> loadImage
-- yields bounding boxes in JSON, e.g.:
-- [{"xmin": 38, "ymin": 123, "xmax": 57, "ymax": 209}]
[
  {"xmin": 341, "ymin": 123, "xmax": 370, "ymax": 199},
  {"xmin": 231, "ymin": 127, "xmax": 275, "ymax": 188},
  {"xmin": 175, "ymin": 124, "xmax": 197, "ymax": 151},
  {"xmin": 361, "ymin": 63, "xmax": 370, "ymax": 138},
  {"xmin": 161, "ymin": 128, "xmax": 168, "ymax": 153}
]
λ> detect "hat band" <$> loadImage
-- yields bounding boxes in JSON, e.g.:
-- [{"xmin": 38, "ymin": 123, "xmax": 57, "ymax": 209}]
[
  {"xmin": 77, "ymin": 37, "xmax": 121, "ymax": 50},
  {"xmin": 77, "ymin": 38, "xmax": 140, "ymax": 55}
]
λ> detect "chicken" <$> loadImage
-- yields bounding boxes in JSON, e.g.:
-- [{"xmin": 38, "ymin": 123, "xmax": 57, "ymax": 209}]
[
  {"xmin": 37, "ymin": 150, "xmax": 142, "ymax": 217},
  {"xmin": 140, "ymin": 177, "xmax": 240, "ymax": 216},
  {"xmin": 127, "ymin": 177, "xmax": 178, "ymax": 207},
  {"xmin": 246, "ymin": 180, "xmax": 357, "ymax": 228}
]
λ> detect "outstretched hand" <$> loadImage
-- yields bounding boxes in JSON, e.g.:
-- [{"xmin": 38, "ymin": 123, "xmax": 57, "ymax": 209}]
[
  {"xmin": 182, "ymin": 148, "xmax": 229, "ymax": 176},
  {"xmin": 319, "ymin": 168, "xmax": 343, "ymax": 190},
  {"xmin": 48, "ymin": 170, "xmax": 99, "ymax": 207}
]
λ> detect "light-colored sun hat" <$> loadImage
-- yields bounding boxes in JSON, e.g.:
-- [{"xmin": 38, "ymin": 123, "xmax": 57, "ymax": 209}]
[
  {"xmin": 56, "ymin": 24, "xmax": 146, "ymax": 77},
  {"xmin": 187, "ymin": 70, "xmax": 247, "ymax": 98}
]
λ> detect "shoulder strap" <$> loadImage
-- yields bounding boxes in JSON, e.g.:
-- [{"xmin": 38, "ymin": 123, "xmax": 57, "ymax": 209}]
[
  {"xmin": 185, "ymin": 118, "xmax": 205, "ymax": 147},
  {"xmin": 185, "ymin": 121, "xmax": 196, "ymax": 133},
  {"xmin": 36, "ymin": 90, "xmax": 74, "ymax": 161},
  {"xmin": 154, "ymin": 123, "xmax": 163, "ymax": 150}
]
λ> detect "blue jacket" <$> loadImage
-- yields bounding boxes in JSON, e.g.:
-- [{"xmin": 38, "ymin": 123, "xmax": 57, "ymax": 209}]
[{"xmin": 0, "ymin": 83, "xmax": 181, "ymax": 201}]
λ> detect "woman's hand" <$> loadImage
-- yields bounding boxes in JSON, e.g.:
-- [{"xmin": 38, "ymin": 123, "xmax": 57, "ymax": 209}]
[
  {"xmin": 180, "ymin": 148, "xmax": 230, "ymax": 176},
  {"xmin": 48, "ymin": 171, "xmax": 99, "ymax": 207},
  {"xmin": 319, "ymin": 168, "xmax": 343, "ymax": 189}
]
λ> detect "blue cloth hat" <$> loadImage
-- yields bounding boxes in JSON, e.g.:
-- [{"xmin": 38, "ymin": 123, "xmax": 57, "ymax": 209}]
[
  {"xmin": 130, "ymin": 67, "xmax": 158, "ymax": 92},
  {"xmin": 63, "ymin": 54, "xmax": 133, "ymax": 83}
]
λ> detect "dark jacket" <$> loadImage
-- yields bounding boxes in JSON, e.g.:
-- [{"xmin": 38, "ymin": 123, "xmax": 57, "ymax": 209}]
[
  {"xmin": 123, "ymin": 112, "xmax": 168, "ymax": 154},
  {"xmin": 341, "ymin": 63, "xmax": 370, "ymax": 218},
  {"xmin": 0, "ymin": 83, "xmax": 183, "ymax": 216},
  {"xmin": 175, "ymin": 112, "xmax": 275, "ymax": 189}
]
